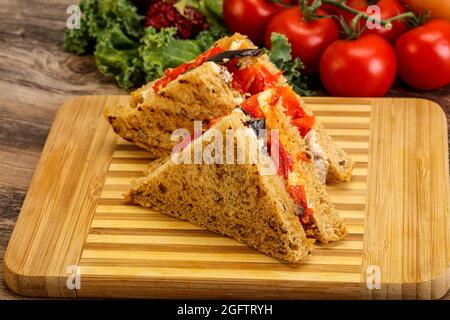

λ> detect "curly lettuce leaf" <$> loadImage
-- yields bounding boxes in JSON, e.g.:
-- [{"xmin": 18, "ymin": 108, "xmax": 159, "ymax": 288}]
[
  {"xmin": 95, "ymin": 24, "xmax": 145, "ymax": 89},
  {"xmin": 64, "ymin": 0, "xmax": 143, "ymax": 55},
  {"xmin": 139, "ymin": 26, "xmax": 226, "ymax": 82},
  {"xmin": 64, "ymin": 24, "xmax": 92, "ymax": 54},
  {"xmin": 267, "ymin": 32, "xmax": 313, "ymax": 96},
  {"xmin": 64, "ymin": 0, "xmax": 226, "ymax": 89}
]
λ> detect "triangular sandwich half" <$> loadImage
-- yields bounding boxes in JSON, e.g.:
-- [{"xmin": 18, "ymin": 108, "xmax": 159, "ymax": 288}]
[{"xmin": 127, "ymin": 109, "xmax": 314, "ymax": 262}]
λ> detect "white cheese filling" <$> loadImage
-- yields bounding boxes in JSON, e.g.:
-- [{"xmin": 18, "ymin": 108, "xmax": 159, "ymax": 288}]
[
  {"xmin": 229, "ymin": 40, "xmax": 243, "ymax": 50},
  {"xmin": 305, "ymin": 130, "xmax": 329, "ymax": 184}
]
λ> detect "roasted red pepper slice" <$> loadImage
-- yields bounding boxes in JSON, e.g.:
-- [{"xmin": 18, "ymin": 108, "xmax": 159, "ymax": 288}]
[
  {"xmin": 228, "ymin": 62, "xmax": 282, "ymax": 95},
  {"xmin": 291, "ymin": 115, "xmax": 315, "ymax": 137},
  {"xmin": 272, "ymin": 87, "xmax": 315, "ymax": 137},
  {"xmin": 275, "ymin": 142, "xmax": 293, "ymax": 180},
  {"xmin": 152, "ymin": 46, "xmax": 225, "ymax": 92},
  {"xmin": 240, "ymin": 94, "xmax": 264, "ymax": 118},
  {"xmin": 287, "ymin": 185, "xmax": 313, "ymax": 224}
]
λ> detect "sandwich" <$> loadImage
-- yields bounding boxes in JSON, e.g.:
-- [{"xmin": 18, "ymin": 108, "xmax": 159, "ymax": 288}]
[
  {"xmin": 126, "ymin": 86, "xmax": 347, "ymax": 262},
  {"xmin": 127, "ymin": 109, "xmax": 316, "ymax": 262},
  {"xmin": 105, "ymin": 33, "xmax": 354, "ymax": 183}
]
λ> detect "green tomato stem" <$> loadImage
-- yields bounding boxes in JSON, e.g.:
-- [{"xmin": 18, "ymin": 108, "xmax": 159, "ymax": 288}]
[
  {"xmin": 321, "ymin": 0, "xmax": 411, "ymax": 28},
  {"xmin": 382, "ymin": 11, "xmax": 417, "ymax": 25}
]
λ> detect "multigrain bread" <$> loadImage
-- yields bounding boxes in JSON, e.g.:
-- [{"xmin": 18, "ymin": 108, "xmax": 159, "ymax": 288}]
[
  {"xmin": 290, "ymin": 94, "xmax": 355, "ymax": 183},
  {"xmin": 105, "ymin": 61, "xmax": 241, "ymax": 158},
  {"xmin": 127, "ymin": 111, "xmax": 314, "ymax": 262},
  {"xmin": 313, "ymin": 124, "xmax": 354, "ymax": 183}
]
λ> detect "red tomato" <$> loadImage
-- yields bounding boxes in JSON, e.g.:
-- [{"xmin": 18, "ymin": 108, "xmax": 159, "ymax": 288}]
[
  {"xmin": 223, "ymin": 0, "xmax": 285, "ymax": 45},
  {"xmin": 395, "ymin": 20, "xmax": 450, "ymax": 90},
  {"xmin": 320, "ymin": 3, "xmax": 341, "ymax": 15},
  {"xmin": 338, "ymin": 0, "xmax": 408, "ymax": 43},
  {"xmin": 320, "ymin": 34, "xmax": 397, "ymax": 96},
  {"xmin": 307, "ymin": 0, "xmax": 343, "ymax": 14},
  {"xmin": 265, "ymin": 7, "xmax": 339, "ymax": 75}
]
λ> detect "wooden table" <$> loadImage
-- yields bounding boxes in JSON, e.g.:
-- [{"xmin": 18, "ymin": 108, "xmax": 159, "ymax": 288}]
[{"xmin": 0, "ymin": 0, "xmax": 449, "ymax": 300}]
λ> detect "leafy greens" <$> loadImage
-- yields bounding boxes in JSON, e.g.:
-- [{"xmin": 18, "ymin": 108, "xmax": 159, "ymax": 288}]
[
  {"xmin": 64, "ymin": 0, "xmax": 310, "ymax": 95},
  {"xmin": 139, "ymin": 26, "xmax": 226, "ymax": 82}
]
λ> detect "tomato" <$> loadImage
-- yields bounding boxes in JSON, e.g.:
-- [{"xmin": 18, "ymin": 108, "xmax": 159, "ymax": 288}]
[
  {"xmin": 307, "ymin": 0, "xmax": 343, "ymax": 14},
  {"xmin": 320, "ymin": 34, "xmax": 397, "ymax": 97},
  {"xmin": 337, "ymin": 0, "xmax": 368, "ymax": 27},
  {"xmin": 223, "ymin": 0, "xmax": 285, "ymax": 45},
  {"xmin": 265, "ymin": 7, "xmax": 339, "ymax": 75},
  {"xmin": 398, "ymin": 0, "xmax": 450, "ymax": 21},
  {"xmin": 395, "ymin": 20, "xmax": 450, "ymax": 90},
  {"xmin": 320, "ymin": 3, "xmax": 341, "ymax": 15},
  {"xmin": 338, "ymin": 0, "xmax": 408, "ymax": 43}
]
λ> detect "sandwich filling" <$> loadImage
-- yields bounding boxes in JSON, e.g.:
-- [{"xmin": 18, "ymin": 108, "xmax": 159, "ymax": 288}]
[
  {"xmin": 236, "ymin": 98, "xmax": 315, "ymax": 226},
  {"xmin": 240, "ymin": 86, "xmax": 329, "ymax": 184},
  {"xmin": 151, "ymin": 42, "xmax": 331, "ymax": 183}
]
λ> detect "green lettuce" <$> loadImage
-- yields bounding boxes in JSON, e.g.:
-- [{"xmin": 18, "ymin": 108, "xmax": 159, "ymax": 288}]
[
  {"xmin": 64, "ymin": 0, "xmax": 145, "ymax": 88},
  {"xmin": 64, "ymin": 0, "xmax": 143, "ymax": 55},
  {"xmin": 95, "ymin": 24, "xmax": 145, "ymax": 89},
  {"xmin": 64, "ymin": 0, "xmax": 226, "ymax": 88},
  {"xmin": 139, "ymin": 25, "xmax": 226, "ymax": 82},
  {"xmin": 267, "ymin": 32, "xmax": 313, "ymax": 96}
]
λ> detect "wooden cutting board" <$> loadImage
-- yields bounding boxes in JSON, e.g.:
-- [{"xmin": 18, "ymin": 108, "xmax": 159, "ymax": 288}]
[{"xmin": 3, "ymin": 96, "xmax": 450, "ymax": 299}]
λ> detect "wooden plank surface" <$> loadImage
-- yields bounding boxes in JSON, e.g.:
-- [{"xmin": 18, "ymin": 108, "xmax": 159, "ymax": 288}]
[
  {"xmin": 3, "ymin": 96, "xmax": 124, "ymax": 297},
  {"xmin": 3, "ymin": 96, "xmax": 449, "ymax": 299},
  {"xmin": 362, "ymin": 99, "xmax": 450, "ymax": 299},
  {"xmin": 0, "ymin": 0, "xmax": 449, "ymax": 300}
]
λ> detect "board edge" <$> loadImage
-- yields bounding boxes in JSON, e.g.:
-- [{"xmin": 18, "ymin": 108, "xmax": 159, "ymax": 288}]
[
  {"xmin": 2, "ymin": 96, "xmax": 121, "ymax": 297},
  {"xmin": 361, "ymin": 97, "xmax": 450, "ymax": 300}
]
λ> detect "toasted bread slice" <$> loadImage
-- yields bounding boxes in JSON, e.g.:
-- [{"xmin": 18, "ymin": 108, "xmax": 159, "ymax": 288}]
[
  {"xmin": 105, "ymin": 62, "xmax": 241, "ymax": 157},
  {"xmin": 126, "ymin": 111, "xmax": 313, "ymax": 262}
]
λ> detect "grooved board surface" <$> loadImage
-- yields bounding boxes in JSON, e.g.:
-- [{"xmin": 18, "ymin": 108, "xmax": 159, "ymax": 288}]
[{"xmin": 3, "ymin": 96, "xmax": 450, "ymax": 299}]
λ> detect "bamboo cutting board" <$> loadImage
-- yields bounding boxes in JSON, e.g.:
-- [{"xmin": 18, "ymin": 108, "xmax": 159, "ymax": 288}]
[{"xmin": 3, "ymin": 96, "xmax": 450, "ymax": 299}]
